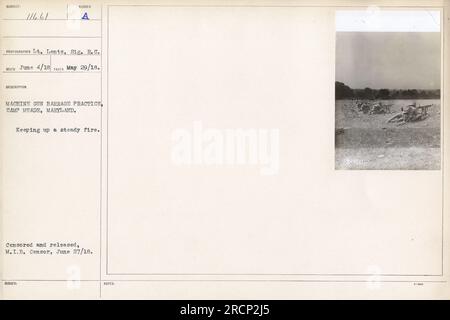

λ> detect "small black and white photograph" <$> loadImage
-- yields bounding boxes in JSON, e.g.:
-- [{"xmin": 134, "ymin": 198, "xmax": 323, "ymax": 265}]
[{"xmin": 335, "ymin": 10, "xmax": 441, "ymax": 170}]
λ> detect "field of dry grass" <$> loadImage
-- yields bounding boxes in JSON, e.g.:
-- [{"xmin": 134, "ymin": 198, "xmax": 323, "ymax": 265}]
[{"xmin": 335, "ymin": 99, "xmax": 441, "ymax": 170}]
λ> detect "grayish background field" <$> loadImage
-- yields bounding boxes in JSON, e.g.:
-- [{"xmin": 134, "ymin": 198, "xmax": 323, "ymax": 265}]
[{"xmin": 335, "ymin": 99, "xmax": 441, "ymax": 170}]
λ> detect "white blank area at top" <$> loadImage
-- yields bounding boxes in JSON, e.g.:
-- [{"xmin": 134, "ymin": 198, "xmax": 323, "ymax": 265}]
[{"xmin": 336, "ymin": 10, "xmax": 440, "ymax": 32}]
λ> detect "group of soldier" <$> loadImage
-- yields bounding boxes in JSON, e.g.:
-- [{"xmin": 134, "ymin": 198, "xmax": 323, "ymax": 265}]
[{"xmin": 348, "ymin": 100, "xmax": 432, "ymax": 125}]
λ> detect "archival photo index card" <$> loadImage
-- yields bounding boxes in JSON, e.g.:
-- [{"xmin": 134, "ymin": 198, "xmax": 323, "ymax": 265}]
[{"xmin": 1, "ymin": 0, "xmax": 449, "ymax": 299}]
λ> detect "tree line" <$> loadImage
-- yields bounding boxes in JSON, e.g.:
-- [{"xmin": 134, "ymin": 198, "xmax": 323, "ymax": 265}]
[{"xmin": 335, "ymin": 81, "xmax": 440, "ymax": 100}]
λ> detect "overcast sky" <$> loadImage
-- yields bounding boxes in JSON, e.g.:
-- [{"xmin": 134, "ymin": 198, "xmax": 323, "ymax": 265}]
[{"xmin": 336, "ymin": 32, "xmax": 440, "ymax": 90}]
